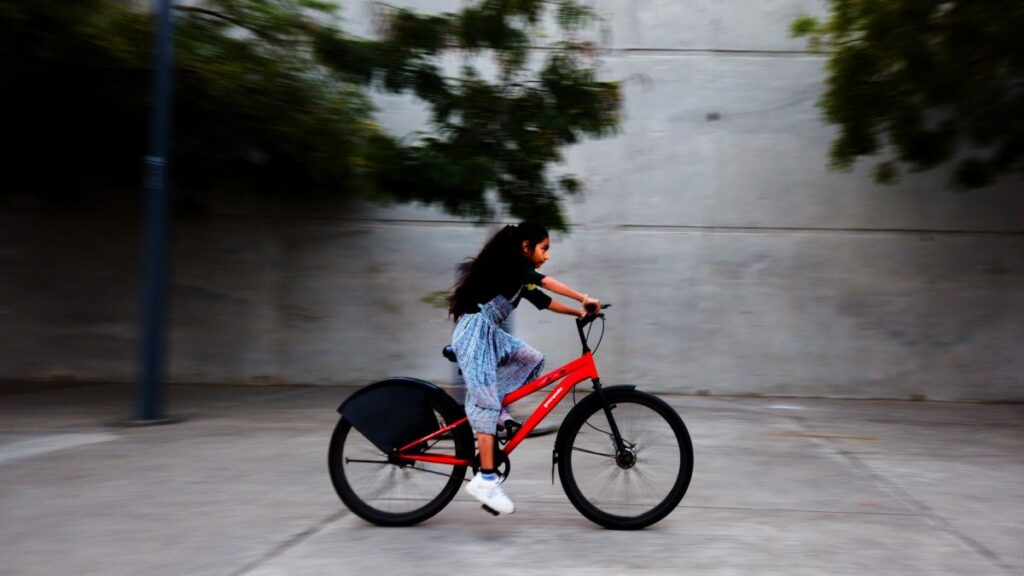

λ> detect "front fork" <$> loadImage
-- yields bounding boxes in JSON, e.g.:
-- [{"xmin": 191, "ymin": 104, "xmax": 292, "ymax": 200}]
[
  {"xmin": 551, "ymin": 378, "xmax": 627, "ymax": 484},
  {"xmin": 591, "ymin": 379, "xmax": 628, "ymax": 452}
]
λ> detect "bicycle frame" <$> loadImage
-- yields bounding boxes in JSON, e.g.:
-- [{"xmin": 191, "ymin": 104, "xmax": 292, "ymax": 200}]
[{"xmin": 394, "ymin": 351, "xmax": 601, "ymax": 466}]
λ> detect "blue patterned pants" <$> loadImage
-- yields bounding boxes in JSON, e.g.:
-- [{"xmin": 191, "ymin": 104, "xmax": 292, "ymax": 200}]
[{"xmin": 452, "ymin": 296, "xmax": 545, "ymax": 434}]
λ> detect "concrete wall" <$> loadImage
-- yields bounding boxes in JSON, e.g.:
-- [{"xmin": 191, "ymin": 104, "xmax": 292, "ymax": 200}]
[{"xmin": 2, "ymin": 0, "xmax": 1022, "ymax": 400}]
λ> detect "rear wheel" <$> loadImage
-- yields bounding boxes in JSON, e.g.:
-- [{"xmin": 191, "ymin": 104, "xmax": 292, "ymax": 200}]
[
  {"xmin": 328, "ymin": 398, "xmax": 473, "ymax": 526},
  {"xmin": 557, "ymin": 389, "xmax": 693, "ymax": 529}
]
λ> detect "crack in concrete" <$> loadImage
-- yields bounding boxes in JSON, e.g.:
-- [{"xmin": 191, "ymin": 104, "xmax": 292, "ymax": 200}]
[
  {"xmin": 677, "ymin": 504, "xmax": 921, "ymax": 517},
  {"xmin": 784, "ymin": 414, "xmax": 1019, "ymax": 576},
  {"xmin": 229, "ymin": 510, "xmax": 348, "ymax": 576},
  {"xmin": 834, "ymin": 449, "xmax": 1019, "ymax": 576}
]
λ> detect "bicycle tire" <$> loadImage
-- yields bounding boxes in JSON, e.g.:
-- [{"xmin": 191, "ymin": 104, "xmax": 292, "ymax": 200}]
[
  {"xmin": 557, "ymin": 388, "xmax": 693, "ymax": 530},
  {"xmin": 328, "ymin": 396, "xmax": 474, "ymax": 527}
]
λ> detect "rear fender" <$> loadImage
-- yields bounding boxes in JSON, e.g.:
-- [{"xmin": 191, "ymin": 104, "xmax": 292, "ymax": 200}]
[{"xmin": 339, "ymin": 377, "xmax": 462, "ymax": 454}]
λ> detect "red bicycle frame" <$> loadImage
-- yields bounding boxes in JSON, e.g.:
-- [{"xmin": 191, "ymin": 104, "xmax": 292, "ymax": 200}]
[{"xmin": 395, "ymin": 352, "xmax": 601, "ymax": 466}]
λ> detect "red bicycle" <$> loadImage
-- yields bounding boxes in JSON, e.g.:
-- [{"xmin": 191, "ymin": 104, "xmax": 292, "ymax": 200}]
[{"xmin": 328, "ymin": 306, "xmax": 694, "ymax": 530}]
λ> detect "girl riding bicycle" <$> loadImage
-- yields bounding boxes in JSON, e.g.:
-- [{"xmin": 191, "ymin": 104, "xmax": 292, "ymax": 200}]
[{"xmin": 449, "ymin": 221, "xmax": 600, "ymax": 515}]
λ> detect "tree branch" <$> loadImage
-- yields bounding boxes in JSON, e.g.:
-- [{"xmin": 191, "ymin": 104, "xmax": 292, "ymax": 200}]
[
  {"xmin": 174, "ymin": 5, "xmax": 248, "ymax": 30},
  {"xmin": 173, "ymin": 5, "xmax": 317, "ymax": 46}
]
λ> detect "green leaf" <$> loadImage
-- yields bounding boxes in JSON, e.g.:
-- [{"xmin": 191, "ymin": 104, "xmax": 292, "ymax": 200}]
[
  {"xmin": 873, "ymin": 161, "xmax": 899, "ymax": 184},
  {"xmin": 789, "ymin": 15, "xmax": 819, "ymax": 38}
]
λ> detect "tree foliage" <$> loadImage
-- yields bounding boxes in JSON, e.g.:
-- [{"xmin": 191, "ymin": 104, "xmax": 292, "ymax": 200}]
[
  {"xmin": 792, "ymin": 1, "xmax": 1023, "ymax": 188},
  {"xmin": 1, "ymin": 0, "xmax": 620, "ymax": 229},
  {"xmin": 316, "ymin": 0, "xmax": 619, "ymax": 227}
]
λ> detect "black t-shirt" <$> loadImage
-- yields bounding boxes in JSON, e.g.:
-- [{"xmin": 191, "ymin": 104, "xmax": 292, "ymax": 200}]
[{"xmin": 504, "ymin": 267, "xmax": 552, "ymax": 311}]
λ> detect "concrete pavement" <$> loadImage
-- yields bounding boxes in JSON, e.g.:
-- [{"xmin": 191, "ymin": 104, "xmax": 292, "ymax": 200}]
[{"xmin": 1, "ymin": 382, "xmax": 1021, "ymax": 575}]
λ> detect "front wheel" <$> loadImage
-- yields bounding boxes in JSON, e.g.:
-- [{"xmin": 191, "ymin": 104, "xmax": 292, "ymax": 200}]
[{"xmin": 557, "ymin": 389, "xmax": 693, "ymax": 530}]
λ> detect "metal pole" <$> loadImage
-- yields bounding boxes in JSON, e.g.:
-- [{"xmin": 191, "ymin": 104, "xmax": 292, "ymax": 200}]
[{"xmin": 136, "ymin": 0, "xmax": 175, "ymax": 422}]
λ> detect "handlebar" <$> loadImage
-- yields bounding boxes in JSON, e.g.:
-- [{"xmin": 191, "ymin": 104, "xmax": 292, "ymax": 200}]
[
  {"xmin": 577, "ymin": 303, "xmax": 611, "ymax": 325},
  {"xmin": 576, "ymin": 303, "xmax": 611, "ymax": 352}
]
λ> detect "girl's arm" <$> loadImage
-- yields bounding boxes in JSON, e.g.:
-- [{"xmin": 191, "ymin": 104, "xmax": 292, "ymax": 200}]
[
  {"xmin": 547, "ymin": 299, "xmax": 586, "ymax": 318},
  {"xmin": 540, "ymin": 276, "xmax": 600, "ymax": 315},
  {"xmin": 539, "ymin": 276, "xmax": 587, "ymax": 302}
]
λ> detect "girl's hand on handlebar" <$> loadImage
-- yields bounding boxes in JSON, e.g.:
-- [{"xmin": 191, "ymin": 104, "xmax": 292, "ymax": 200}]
[{"xmin": 582, "ymin": 295, "xmax": 602, "ymax": 317}]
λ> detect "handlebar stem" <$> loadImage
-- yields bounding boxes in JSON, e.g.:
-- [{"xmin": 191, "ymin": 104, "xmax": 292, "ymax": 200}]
[
  {"xmin": 575, "ymin": 303, "xmax": 609, "ymax": 354},
  {"xmin": 576, "ymin": 314, "xmax": 603, "ymax": 354}
]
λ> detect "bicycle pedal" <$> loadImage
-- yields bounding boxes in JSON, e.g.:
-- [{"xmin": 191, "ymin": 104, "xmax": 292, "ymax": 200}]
[
  {"xmin": 498, "ymin": 419, "xmax": 521, "ymax": 446},
  {"xmin": 481, "ymin": 504, "xmax": 500, "ymax": 516}
]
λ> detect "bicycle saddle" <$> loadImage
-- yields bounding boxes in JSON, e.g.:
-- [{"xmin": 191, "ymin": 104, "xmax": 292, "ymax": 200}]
[{"xmin": 442, "ymin": 345, "xmax": 457, "ymax": 363}]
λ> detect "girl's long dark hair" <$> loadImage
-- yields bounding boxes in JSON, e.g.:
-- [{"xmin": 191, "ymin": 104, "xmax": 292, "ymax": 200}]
[{"xmin": 449, "ymin": 222, "xmax": 549, "ymax": 321}]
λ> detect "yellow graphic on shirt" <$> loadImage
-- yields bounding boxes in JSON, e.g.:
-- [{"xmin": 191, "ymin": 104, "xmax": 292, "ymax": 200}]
[{"xmin": 526, "ymin": 283, "xmax": 538, "ymax": 291}]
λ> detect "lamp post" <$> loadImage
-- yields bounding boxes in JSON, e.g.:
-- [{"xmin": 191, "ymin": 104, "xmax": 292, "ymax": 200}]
[{"xmin": 135, "ymin": 0, "xmax": 176, "ymax": 423}]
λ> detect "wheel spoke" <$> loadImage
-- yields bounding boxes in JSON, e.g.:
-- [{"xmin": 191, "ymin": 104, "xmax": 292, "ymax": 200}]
[
  {"xmin": 571, "ymin": 446, "xmax": 616, "ymax": 459},
  {"xmin": 345, "ymin": 458, "xmax": 390, "ymax": 465}
]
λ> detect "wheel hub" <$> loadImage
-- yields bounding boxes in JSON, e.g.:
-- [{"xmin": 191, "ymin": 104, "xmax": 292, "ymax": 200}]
[{"xmin": 615, "ymin": 448, "xmax": 637, "ymax": 469}]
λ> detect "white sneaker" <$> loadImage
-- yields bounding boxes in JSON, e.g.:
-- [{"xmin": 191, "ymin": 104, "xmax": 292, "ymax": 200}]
[{"xmin": 465, "ymin": 473, "xmax": 515, "ymax": 515}]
